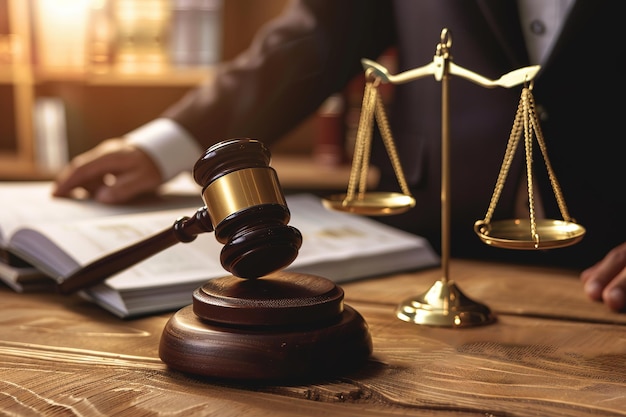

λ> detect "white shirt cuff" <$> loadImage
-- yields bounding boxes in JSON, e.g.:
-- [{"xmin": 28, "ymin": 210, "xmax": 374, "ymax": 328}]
[{"xmin": 125, "ymin": 118, "xmax": 204, "ymax": 182}]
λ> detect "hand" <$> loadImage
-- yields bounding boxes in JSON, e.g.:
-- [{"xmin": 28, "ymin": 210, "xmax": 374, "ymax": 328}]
[
  {"xmin": 52, "ymin": 138, "xmax": 163, "ymax": 204},
  {"xmin": 580, "ymin": 242, "xmax": 626, "ymax": 311}
]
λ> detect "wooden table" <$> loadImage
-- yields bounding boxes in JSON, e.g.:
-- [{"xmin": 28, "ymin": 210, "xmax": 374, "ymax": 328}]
[{"xmin": 1, "ymin": 259, "xmax": 625, "ymax": 416}]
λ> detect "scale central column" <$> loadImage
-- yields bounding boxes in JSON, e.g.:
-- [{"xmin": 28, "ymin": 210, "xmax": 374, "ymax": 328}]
[
  {"xmin": 440, "ymin": 52, "xmax": 451, "ymax": 283},
  {"xmin": 394, "ymin": 30, "xmax": 495, "ymax": 327}
]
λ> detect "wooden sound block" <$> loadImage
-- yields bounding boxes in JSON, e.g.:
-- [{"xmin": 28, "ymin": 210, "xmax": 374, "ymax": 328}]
[{"xmin": 159, "ymin": 272, "xmax": 372, "ymax": 382}]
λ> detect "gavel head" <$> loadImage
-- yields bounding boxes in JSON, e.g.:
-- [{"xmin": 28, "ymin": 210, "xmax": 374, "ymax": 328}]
[{"xmin": 193, "ymin": 138, "xmax": 303, "ymax": 279}]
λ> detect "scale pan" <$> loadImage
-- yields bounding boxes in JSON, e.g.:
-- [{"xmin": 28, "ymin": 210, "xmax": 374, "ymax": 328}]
[
  {"xmin": 474, "ymin": 219, "xmax": 585, "ymax": 250},
  {"xmin": 322, "ymin": 192, "xmax": 416, "ymax": 216}
]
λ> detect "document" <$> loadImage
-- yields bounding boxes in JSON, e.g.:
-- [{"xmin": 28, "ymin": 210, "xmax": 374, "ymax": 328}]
[{"xmin": 0, "ymin": 178, "xmax": 439, "ymax": 318}]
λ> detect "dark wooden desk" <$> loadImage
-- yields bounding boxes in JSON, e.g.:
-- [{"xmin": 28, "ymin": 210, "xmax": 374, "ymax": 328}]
[{"xmin": 1, "ymin": 260, "xmax": 625, "ymax": 416}]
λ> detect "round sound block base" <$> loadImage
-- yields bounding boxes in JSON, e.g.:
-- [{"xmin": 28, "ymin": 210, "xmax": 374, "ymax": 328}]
[
  {"xmin": 159, "ymin": 304, "xmax": 371, "ymax": 382},
  {"xmin": 158, "ymin": 272, "xmax": 372, "ymax": 382}
]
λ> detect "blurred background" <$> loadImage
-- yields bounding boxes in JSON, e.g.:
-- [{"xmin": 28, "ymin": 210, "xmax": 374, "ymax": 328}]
[{"xmin": 0, "ymin": 0, "xmax": 394, "ymax": 192}]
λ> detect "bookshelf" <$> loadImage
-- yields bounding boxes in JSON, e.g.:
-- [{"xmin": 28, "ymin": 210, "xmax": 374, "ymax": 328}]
[
  {"xmin": 0, "ymin": 0, "xmax": 35, "ymax": 177},
  {"xmin": 0, "ymin": 0, "xmax": 299, "ymax": 180}
]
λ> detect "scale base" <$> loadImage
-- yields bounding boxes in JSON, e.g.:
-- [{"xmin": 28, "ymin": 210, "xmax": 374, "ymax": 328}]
[{"xmin": 395, "ymin": 279, "xmax": 495, "ymax": 327}]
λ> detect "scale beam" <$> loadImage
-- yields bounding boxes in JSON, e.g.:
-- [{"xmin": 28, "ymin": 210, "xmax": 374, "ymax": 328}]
[{"xmin": 360, "ymin": 58, "xmax": 540, "ymax": 88}]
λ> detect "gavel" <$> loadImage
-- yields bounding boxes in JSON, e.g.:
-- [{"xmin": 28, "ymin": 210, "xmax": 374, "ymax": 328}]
[
  {"xmin": 58, "ymin": 138, "xmax": 303, "ymax": 294},
  {"xmin": 58, "ymin": 137, "xmax": 372, "ymax": 382}
]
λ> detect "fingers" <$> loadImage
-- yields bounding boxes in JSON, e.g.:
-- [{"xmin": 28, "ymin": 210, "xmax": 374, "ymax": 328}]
[
  {"xmin": 93, "ymin": 160, "xmax": 162, "ymax": 204},
  {"xmin": 53, "ymin": 139, "xmax": 163, "ymax": 204},
  {"xmin": 580, "ymin": 242, "xmax": 626, "ymax": 311},
  {"xmin": 53, "ymin": 145, "xmax": 122, "ymax": 198}
]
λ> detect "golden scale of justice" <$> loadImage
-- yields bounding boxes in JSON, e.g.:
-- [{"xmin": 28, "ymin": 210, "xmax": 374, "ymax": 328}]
[{"xmin": 323, "ymin": 28, "xmax": 586, "ymax": 327}]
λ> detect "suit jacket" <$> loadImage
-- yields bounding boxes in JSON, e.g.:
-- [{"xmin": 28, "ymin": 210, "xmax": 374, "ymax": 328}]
[{"xmin": 164, "ymin": 0, "xmax": 625, "ymax": 269}]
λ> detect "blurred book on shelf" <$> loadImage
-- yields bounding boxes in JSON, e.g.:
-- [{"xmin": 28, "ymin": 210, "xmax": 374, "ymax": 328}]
[
  {"xmin": 169, "ymin": 0, "xmax": 223, "ymax": 67},
  {"xmin": 87, "ymin": 0, "xmax": 115, "ymax": 73},
  {"xmin": 113, "ymin": 0, "xmax": 170, "ymax": 73},
  {"xmin": 33, "ymin": 96, "xmax": 69, "ymax": 174},
  {"xmin": 314, "ymin": 93, "xmax": 348, "ymax": 167}
]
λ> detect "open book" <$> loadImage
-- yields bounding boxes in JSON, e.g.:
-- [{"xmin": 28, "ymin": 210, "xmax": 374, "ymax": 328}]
[
  {"xmin": 0, "ymin": 178, "xmax": 439, "ymax": 318},
  {"xmin": 0, "ymin": 175, "xmax": 203, "ymax": 293}
]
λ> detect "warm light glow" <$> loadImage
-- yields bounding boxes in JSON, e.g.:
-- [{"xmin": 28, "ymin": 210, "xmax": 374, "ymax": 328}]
[
  {"xmin": 38, "ymin": 0, "xmax": 92, "ymax": 15},
  {"xmin": 91, "ymin": 0, "xmax": 107, "ymax": 9},
  {"xmin": 34, "ymin": 0, "xmax": 92, "ymax": 71}
]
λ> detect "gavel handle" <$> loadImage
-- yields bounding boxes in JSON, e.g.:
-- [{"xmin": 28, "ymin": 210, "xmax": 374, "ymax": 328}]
[{"xmin": 57, "ymin": 207, "xmax": 213, "ymax": 294}]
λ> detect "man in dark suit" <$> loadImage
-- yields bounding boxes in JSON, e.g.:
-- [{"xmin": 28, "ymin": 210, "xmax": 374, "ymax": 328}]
[{"xmin": 53, "ymin": 1, "xmax": 626, "ymax": 311}]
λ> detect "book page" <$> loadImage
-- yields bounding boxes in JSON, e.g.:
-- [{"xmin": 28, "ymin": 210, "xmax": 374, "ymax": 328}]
[
  {"xmin": 9, "ymin": 207, "xmax": 224, "ymax": 288},
  {"xmin": 285, "ymin": 194, "xmax": 439, "ymax": 281},
  {"xmin": 0, "ymin": 175, "xmax": 202, "ymax": 245}
]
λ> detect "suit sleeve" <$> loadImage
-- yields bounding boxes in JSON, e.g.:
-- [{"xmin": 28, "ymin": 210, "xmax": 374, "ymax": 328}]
[{"xmin": 162, "ymin": 0, "xmax": 395, "ymax": 149}]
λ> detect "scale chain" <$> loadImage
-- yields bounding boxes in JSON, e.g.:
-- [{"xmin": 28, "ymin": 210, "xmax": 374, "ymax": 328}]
[
  {"xmin": 345, "ymin": 78, "xmax": 377, "ymax": 202},
  {"xmin": 374, "ymin": 89, "xmax": 412, "ymax": 197},
  {"xmin": 527, "ymin": 89, "xmax": 572, "ymax": 222},
  {"xmin": 344, "ymin": 73, "xmax": 413, "ymax": 203},
  {"xmin": 483, "ymin": 92, "xmax": 525, "ymax": 223},
  {"xmin": 482, "ymin": 85, "xmax": 574, "ymax": 246}
]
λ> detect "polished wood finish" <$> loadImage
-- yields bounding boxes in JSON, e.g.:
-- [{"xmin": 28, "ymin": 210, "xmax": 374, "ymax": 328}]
[
  {"xmin": 160, "ymin": 302, "xmax": 371, "ymax": 382},
  {"xmin": 194, "ymin": 139, "xmax": 302, "ymax": 279},
  {"xmin": 1, "ymin": 259, "xmax": 625, "ymax": 416},
  {"xmin": 191, "ymin": 271, "xmax": 344, "ymax": 326},
  {"xmin": 160, "ymin": 304, "xmax": 370, "ymax": 382},
  {"xmin": 194, "ymin": 138, "xmax": 273, "ymax": 185},
  {"xmin": 160, "ymin": 270, "xmax": 371, "ymax": 382}
]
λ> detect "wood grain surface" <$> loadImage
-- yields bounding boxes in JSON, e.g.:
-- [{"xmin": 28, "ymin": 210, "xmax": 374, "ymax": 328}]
[{"xmin": 1, "ymin": 259, "xmax": 625, "ymax": 416}]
